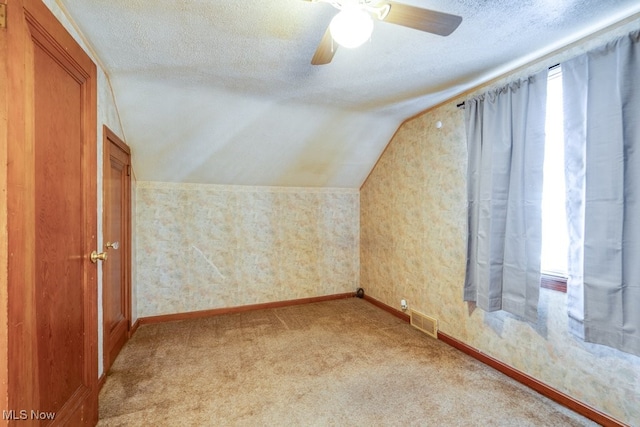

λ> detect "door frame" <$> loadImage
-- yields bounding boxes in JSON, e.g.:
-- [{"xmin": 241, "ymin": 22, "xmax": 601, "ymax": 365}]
[
  {"xmin": 102, "ymin": 126, "xmax": 132, "ymax": 374},
  {"xmin": 1, "ymin": 0, "xmax": 10, "ymax": 421},
  {"xmin": 3, "ymin": 0, "xmax": 98, "ymax": 423}
]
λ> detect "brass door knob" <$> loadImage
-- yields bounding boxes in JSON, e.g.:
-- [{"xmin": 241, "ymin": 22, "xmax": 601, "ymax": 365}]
[{"xmin": 90, "ymin": 251, "xmax": 108, "ymax": 263}]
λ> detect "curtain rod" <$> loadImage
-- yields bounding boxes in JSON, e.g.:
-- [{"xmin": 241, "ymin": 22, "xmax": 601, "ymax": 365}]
[{"xmin": 457, "ymin": 63, "xmax": 561, "ymax": 109}]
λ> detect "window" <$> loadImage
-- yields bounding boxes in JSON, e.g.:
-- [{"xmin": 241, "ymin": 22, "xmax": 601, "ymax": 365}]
[{"xmin": 540, "ymin": 67, "xmax": 568, "ymax": 291}]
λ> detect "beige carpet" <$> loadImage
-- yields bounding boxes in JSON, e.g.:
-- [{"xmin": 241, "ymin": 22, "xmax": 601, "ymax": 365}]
[{"xmin": 98, "ymin": 298, "xmax": 596, "ymax": 426}]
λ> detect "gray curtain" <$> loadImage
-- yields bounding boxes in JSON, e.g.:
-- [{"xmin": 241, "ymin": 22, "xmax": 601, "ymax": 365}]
[
  {"xmin": 464, "ymin": 70, "xmax": 548, "ymax": 322},
  {"xmin": 562, "ymin": 30, "xmax": 640, "ymax": 356}
]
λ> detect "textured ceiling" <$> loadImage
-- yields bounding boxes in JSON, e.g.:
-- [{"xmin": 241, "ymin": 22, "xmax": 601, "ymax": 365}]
[{"xmin": 58, "ymin": 0, "xmax": 640, "ymax": 188}]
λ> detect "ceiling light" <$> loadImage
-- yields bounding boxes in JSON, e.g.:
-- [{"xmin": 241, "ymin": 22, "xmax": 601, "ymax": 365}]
[{"xmin": 329, "ymin": 6, "xmax": 373, "ymax": 49}]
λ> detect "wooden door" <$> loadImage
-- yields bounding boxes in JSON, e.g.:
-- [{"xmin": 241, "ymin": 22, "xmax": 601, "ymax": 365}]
[
  {"xmin": 3, "ymin": 0, "xmax": 98, "ymax": 425},
  {"xmin": 102, "ymin": 127, "xmax": 131, "ymax": 374}
]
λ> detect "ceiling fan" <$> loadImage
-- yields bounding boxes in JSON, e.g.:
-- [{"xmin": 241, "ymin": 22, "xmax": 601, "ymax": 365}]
[{"xmin": 304, "ymin": 0, "xmax": 462, "ymax": 65}]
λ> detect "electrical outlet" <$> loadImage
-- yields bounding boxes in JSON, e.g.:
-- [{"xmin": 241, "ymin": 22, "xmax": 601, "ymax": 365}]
[{"xmin": 400, "ymin": 299, "xmax": 408, "ymax": 310}]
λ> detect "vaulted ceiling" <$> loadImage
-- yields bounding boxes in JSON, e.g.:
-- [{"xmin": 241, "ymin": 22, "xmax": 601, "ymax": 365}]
[{"xmin": 58, "ymin": 0, "xmax": 640, "ymax": 188}]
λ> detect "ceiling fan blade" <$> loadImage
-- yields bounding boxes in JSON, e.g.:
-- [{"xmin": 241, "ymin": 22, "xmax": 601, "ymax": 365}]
[
  {"xmin": 383, "ymin": 2, "xmax": 462, "ymax": 36},
  {"xmin": 311, "ymin": 25, "xmax": 337, "ymax": 65}
]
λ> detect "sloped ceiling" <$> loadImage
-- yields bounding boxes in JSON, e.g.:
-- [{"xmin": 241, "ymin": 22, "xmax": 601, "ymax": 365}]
[{"xmin": 58, "ymin": 0, "xmax": 640, "ymax": 188}]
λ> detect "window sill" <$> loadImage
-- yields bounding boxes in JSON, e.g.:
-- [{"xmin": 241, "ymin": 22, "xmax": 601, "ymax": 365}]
[{"xmin": 541, "ymin": 273, "xmax": 567, "ymax": 293}]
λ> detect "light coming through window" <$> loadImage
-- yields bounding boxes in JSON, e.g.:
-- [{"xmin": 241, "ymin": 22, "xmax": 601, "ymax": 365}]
[{"xmin": 541, "ymin": 67, "xmax": 569, "ymax": 278}]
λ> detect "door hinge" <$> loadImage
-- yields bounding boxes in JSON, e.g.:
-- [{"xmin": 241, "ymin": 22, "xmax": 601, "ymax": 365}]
[
  {"xmin": 126, "ymin": 164, "xmax": 131, "ymax": 176},
  {"xmin": 0, "ymin": 4, "xmax": 7, "ymax": 29}
]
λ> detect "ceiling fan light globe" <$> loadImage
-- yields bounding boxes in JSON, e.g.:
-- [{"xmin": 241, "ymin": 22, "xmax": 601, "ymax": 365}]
[{"xmin": 329, "ymin": 7, "xmax": 373, "ymax": 49}]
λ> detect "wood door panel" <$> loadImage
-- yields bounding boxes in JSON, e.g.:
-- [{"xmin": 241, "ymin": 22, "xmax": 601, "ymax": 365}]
[
  {"xmin": 106, "ymin": 156, "xmax": 124, "ymax": 331},
  {"xmin": 5, "ymin": 0, "xmax": 98, "ymax": 425},
  {"xmin": 103, "ymin": 128, "xmax": 131, "ymax": 374},
  {"xmin": 33, "ymin": 34, "xmax": 86, "ymax": 414}
]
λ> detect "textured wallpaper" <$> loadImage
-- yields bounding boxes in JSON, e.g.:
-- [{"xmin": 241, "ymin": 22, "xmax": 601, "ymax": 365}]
[
  {"xmin": 136, "ymin": 182, "xmax": 359, "ymax": 318},
  {"xmin": 361, "ymin": 20, "xmax": 640, "ymax": 425}
]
